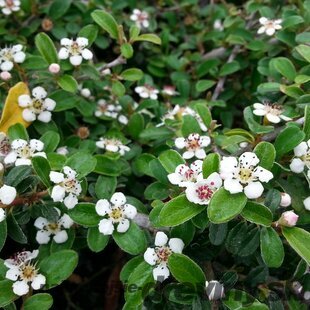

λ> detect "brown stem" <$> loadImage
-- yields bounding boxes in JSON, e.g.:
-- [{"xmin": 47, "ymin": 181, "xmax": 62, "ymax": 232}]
[{"xmin": 98, "ymin": 56, "xmax": 127, "ymax": 73}]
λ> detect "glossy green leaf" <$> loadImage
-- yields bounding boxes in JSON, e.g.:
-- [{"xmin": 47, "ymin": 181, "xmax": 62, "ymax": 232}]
[
  {"xmin": 24, "ymin": 293, "xmax": 53, "ymax": 310},
  {"xmin": 241, "ymin": 202, "xmax": 273, "ymax": 227},
  {"xmin": 68, "ymin": 203, "xmax": 101, "ymax": 227},
  {"xmin": 91, "ymin": 10, "xmax": 119, "ymax": 39},
  {"xmin": 35, "ymin": 33, "xmax": 58, "ymax": 64}
]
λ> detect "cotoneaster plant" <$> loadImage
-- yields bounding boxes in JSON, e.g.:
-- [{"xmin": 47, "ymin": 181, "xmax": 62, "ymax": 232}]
[{"xmin": 0, "ymin": 0, "xmax": 309, "ymax": 309}]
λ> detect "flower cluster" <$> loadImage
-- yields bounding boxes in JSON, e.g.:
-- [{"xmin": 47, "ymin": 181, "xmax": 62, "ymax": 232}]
[
  {"xmin": 135, "ymin": 85, "xmax": 159, "ymax": 100},
  {"xmin": 0, "ymin": 0, "xmax": 21, "ymax": 15},
  {"xmin": 18, "ymin": 86, "xmax": 56, "ymax": 123},
  {"xmin": 95, "ymin": 193, "xmax": 137, "ymax": 235},
  {"xmin": 0, "ymin": 44, "xmax": 25, "ymax": 74},
  {"xmin": 96, "ymin": 138, "xmax": 130, "ymax": 156},
  {"xmin": 253, "ymin": 102, "xmax": 291, "ymax": 124},
  {"xmin": 5, "ymin": 250, "xmax": 46, "ymax": 296},
  {"xmin": 257, "ymin": 17, "xmax": 282, "ymax": 36},
  {"xmin": 290, "ymin": 139, "xmax": 310, "ymax": 174},
  {"xmin": 95, "ymin": 99, "xmax": 128, "ymax": 125},
  {"xmin": 130, "ymin": 9, "xmax": 149, "ymax": 28}
]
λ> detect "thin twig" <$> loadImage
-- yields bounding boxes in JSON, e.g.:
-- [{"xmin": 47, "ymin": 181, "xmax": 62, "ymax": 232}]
[
  {"xmin": 98, "ymin": 56, "xmax": 126, "ymax": 73},
  {"xmin": 202, "ymin": 47, "xmax": 226, "ymax": 60}
]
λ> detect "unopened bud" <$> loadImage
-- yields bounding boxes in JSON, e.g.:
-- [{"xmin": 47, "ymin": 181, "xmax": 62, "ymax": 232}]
[
  {"xmin": 205, "ymin": 280, "xmax": 225, "ymax": 301},
  {"xmin": 0, "ymin": 71, "xmax": 11, "ymax": 81},
  {"xmin": 101, "ymin": 68, "xmax": 111, "ymax": 76},
  {"xmin": 49, "ymin": 63, "xmax": 60, "ymax": 74},
  {"xmin": 56, "ymin": 146, "xmax": 69, "ymax": 156},
  {"xmin": 280, "ymin": 193, "xmax": 291, "ymax": 207},
  {"xmin": 76, "ymin": 127, "xmax": 90, "ymax": 140},
  {"xmin": 41, "ymin": 18, "xmax": 53, "ymax": 31},
  {"xmin": 278, "ymin": 211, "xmax": 299, "ymax": 227},
  {"xmin": 303, "ymin": 197, "xmax": 310, "ymax": 211},
  {"xmin": 80, "ymin": 88, "xmax": 91, "ymax": 98}
]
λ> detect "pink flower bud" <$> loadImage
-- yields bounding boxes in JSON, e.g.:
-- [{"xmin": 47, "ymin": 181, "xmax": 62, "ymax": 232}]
[
  {"xmin": 0, "ymin": 71, "xmax": 11, "ymax": 81},
  {"xmin": 280, "ymin": 192, "xmax": 291, "ymax": 207},
  {"xmin": 49, "ymin": 63, "xmax": 60, "ymax": 74},
  {"xmin": 278, "ymin": 211, "xmax": 299, "ymax": 227}
]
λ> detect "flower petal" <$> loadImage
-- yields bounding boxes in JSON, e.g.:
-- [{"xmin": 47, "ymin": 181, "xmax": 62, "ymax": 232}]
[
  {"xmin": 168, "ymin": 238, "xmax": 184, "ymax": 253},
  {"xmin": 13, "ymin": 280, "xmax": 29, "ymax": 296},
  {"xmin": 95, "ymin": 199, "xmax": 111, "ymax": 216},
  {"xmin": 244, "ymin": 182, "xmax": 264, "ymax": 199},
  {"xmin": 155, "ymin": 231, "xmax": 168, "ymax": 247},
  {"xmin": 223, "ymin": 179, "xmax": 243, "ymax": 194},
  {"xmin": 143, "ymin": 248, "xmax": 157, "ymax": 265},
  {"xmin": 53, "ymin": 230, "xmax": 68, "ymax": 243},
  {"xmin": 117, "ymin": 219, "xmax": 130, "ymax": 233},
  {"xmin": 98, "ymin": 218, "xmax": 114, "ymax": 235}
]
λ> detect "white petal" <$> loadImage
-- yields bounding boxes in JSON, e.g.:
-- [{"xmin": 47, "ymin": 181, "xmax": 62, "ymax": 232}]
[
  {"xmin": 51, "ymin": 185, "xmax": 66, "ymax": 202},
  {"xmin": 31, "ymin": 274, "xmax": 46, "ymax": 290},
  {"xmin": 266, "ymin": 113, "xmax": 281, "ymax": 123},
  {"xmin": 253, "ymin": 109, "xmax": 267, "ymax": 116},
  {"xmin": 167, "ymin": 172, "xmax": 183, "ymax": 185},
  {"xmin": 123, "ymin": 204, "xmax": 137, "ymax": 219},
  {"xmin": 70, "ymin": 55, "xmax": 83, "ymax": 66},
  {"xmin": 185, "ymin": 183, "xmax": 202, "ymax": 204},
  {"xmin": 49, "ymin": 171, "xmax": 64, "ymax": 184},
  {"xmin": 15, "ymin": 158, "xmax": 31, "ymax": 166},
  {"xmin": 220, "ymin": 157, "xmax": 238, "ymax": 177},
  {"xmin": 98, "ymin": 218, "xmax": 114, "ymax": 235},
  {"xmin": 303, "ymin": 196, "xmax": 310, "ymax": 211},
  {"xmin": 259, "ymin": 17, "xmax": 268, "ymax": 25},
  {"xmin": 290, "ymin": 158, "xmax": 305, "ymax": 173},
  {"xmin": 0, "ymin": 209, "xmax": 5, "ymax": 222},
  {"xmin": 63, "ymin": 166, "xmax": 77, "ymax": 178},
  {"xmin": 36, "ymin": 230, "xmax": 51, "ymax": 244},
  {"xmin": 58, "ymin": 47, "xmax": 69, "ymax": 59},
  {"xmin": 53, "ymin": 230, "xmax": 68, "ymax": 243},
  {"xmin": 11, "ymin": 139, "xmax": 27, "ymax": 149},
  {"xmin": 95, "ymin": 199, "xmax": 111, "ymax": 216},
  {"xmin": 155, "ymin": 231, "xmax": 168, "ymax": 247},
  {"xmin": 13, "ymin": 280, "xmax": 29, "ymax": 296},
  {"xmin": 76, "ymin": 37, "xmax": 88, "ymax": 47},
  {"xmin": 22, "ymin": 109, "xmax": 36, "ymax": 122},
  {"xmin": 43, "ymin": 98, "xmax": 56, "ymax": 111},
  {"xmin": 110, "ymin": 192, "xmax": 126, "ymax": 206},
  {"xmin": 153, "ymin": 264, "xmax": 170, "ymax": 281},
  {"xmin": 169, "ymin": 238, "xmax": 184, "ymax": 253},
  {"xmin": 5, "ymin": 268, "xmax": 19, "ymax": 281},
  {"xmin": 32, "ymin": 87, "xmax": 46, "ymax": 99},
  {"xmin": 257, "ymin": 26, "xmax": 266, "ymax": 34},
  {"xmin": 0, "ymin": 61, "xmax": 13, "ymax": 71},
  {"xmin": 30, "ymin": 139, "xmax": 44, "ymax": 151},
  {"xmin": 244, "ymin": 182, "xmax": 264, "ymax": 199},
  {"xmin": 266, "ymin": 27, "xmax": 276, "ymax": 36},
  {"xmin": 13, "ymin": 51, "xmax": 25, "ymax": 63},
  {"xmin": 59, "ymin": 214, "xmax": 74, "ymax": 228},
  {"xmin": 175, "ymin": 137, "xmax": 186, "ymax": 149},
  {"xmin": 195, "ymin": 149, "xmax": 207, "ymax": 159},
  {"xmin": 253, "ymin": 103, "xmax": 265, "ymax": 109},
  {"xmin": 224, "ymin": 179, "xmax": 243, "ymax": 194},
  {"xmin": 0, "ymin": 185, "xmax": 16, "ymax": 204},
  {"xmin": 34, "ymin": 217, "xmax": 48, "ymax": 229},
  {"xmin": 117, "ymin": 219, "xmax": 130, "ymax": 233},
  {"xmin": 64, "ymin": 193, "xmax": 78, "ymax": 209},
  {"xmin": 294, "ymin": 142, "xmax": 308, "ymax": 157},
  {"xmin": 199, "ymin": 136, "xmax": 211, "ymax": 147},
  {"xmin": 239, "ymin": 152, "xmax": 259, "ymax": 168},
  {"xmin": 253, "ymin": 166, "xmax": 273, "ymax": 183},
  {"xmin": 106, "ymin": 144, "xmax": 119, "ymax": 152},
  {"xmin": 182, "ymin": 151, "xmax": 195, "ymax": 159},
  {"xmin": 206, "ymin": 172, "xmax": 223, "ymax": 189},
  {"xmin": 143, "ymin": 248, "xmax": 157, "ymax": 265},
  {"xmin": 18, "ymin": 95, "xmax": 31, "ymax": 107},
  {"xmin": 60, "ymin": 38, "xmax": 72, "ymax": 46},
  {"xmin": 81, "ymin": 49, "xmax": 93, "ymax": 60}
]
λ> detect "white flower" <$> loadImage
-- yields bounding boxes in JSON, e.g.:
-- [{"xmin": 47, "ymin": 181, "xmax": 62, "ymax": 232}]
[
  {"xmin": 130, "ymin": 9, "xmax": 149, "ymax": 28},
  {"xmin": 220, "ymin": 152, "xmax": 273, "ymax": 199},
  {"xmin": 34, "ymin": 208, "xmax": 73, "ymax": 244},
  {"xmin": 280, "ymin": 193, "xmax": 291, "ymax": 207},
  {"xmin": 253, "ymin": 102, "xmax": 291, "ymax": 124},
  {"xmin": 257, "ymin": 17, "xmax": 282, "ymax": 36},
  {"xmin": 48, "ymin": 63, "xmax": 60, "ymax": 74},
  {"xmin": 18, "ymin": 86, "xmax": 56, "ymax": 123},
  {"xmin": 4, "ymin": 139, "xmax": 46, "ymax": 166},
  {"xmin": 49, "ymin": 166, "xmax": 82, "ymax": 209},
  {"xmin": 175, "ymin": 133, "xmax": 211, "ymax": 159},
  {"xmin": 168, "ymin": 160, "xmax": 203, "ymax": 187},
  {"xmin": 0, "ymin": 184, "xmax": 16, "ymax": 205},
  {"xmin": 0, "ymin": 71, "xmax": 11, "ymax": 80},
  {"xmin": 95, "ymin": 192, "xmax": 137, "ymax": 235},
  {"xmin": 58, "ymin": 37, "xmax": 93, "ymax": 66},
  {"xmin": 162, "ymin": 86, "xmax": 179, "ymax": 96},
  {"xmin": 80, "ymin": 88, "xmax": 91, "ymax": 98},
  {"xmin": 0, "ymin": 0, "xmax": 20, "ymax": 15},
  {"xmin": 213, "ymin": 19, "xmax": 224, "ymax": 31},
  {"xmin": 5, "ymin": 250, "xmax": 45, "ymax": 296},
  {"xmin": 0, "ymin": 132, "xmax": 11, "ymax": 157},
  {"xmin": 185, "ymin": 173, "xmax": 222, "ymax": 205},
  {"xmin": 56, "ymin": 146, "xmax": 69, "ymax": 156},
  {"xmin": 290, "ymin": 140, "xmax": 310, "ymax": 173},
  {"xmin": 0, "ymin": 208, "xmax": 5, "ymax": 222},
  {"xmin": 94, "ymin": 99, "xmax": 128, "ymax": 125},
  {"xmin": 304, "ymin": 196, "xmax": 310, "ymax": 211},
  {"xmin": 0, "ymin": 44, "xmax": 25, "ymax": 71},
  {"xmin": 205, "ymin": 280, "xmax": 225, "ymax": 301},
  {"xmin": 144, "ymin": 232, "xmax": 184, "ymax": 281},
  {"xmin": 135, "ymin": 85, "xmax": 159, "ymax": 100},
  {"xmin": 96, "ymin": 138, "xmax": 130, "ymax": 156}
]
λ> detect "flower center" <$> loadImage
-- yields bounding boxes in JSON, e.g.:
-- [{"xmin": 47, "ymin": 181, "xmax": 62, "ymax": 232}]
[
  {"xmin": 32, "ymin": 99, "xmax": 43, "ymax": 112},
  {"xmin": 17, "ymin": 146, "xmax": 32, "ymax": 158},
  {"xmin": 5, "ymin": 0, "xmax": 14, "ymax": 8},
  {"xmin": 20, "ymin": 264, "xmax": 37, "ymax": 281},
  {"xmin": 109, "ymin": 207, "xmax": 123, "ymax": 222},
  {"xmin": 47, "ymin": 222, "xmax": 60, "ymax": 233},
  {"xmin": 2, "ymin": 50, "xmax": 13, "ymax": 61},
  {"xmin": 196, "ymin": 184, "xmax": 214, "ymax": 200},
  {"xmin": 184, "ymin": 168, "xmax": 195, "ymax": 180},
  {"xmin": 302, "ymin": 153, "xmax": 310, "ymax": 165},
  {"xmin": 63, "ymin": 178, "xmax": 78, "ymax": 193},
  {"xmin": 69, "ymin": 42, "xmax": 81, "ymax": 55},
  {"xmin": 0, "ymin": 138, "xmax": 11, "ymax": 156},
  {"xmin": 187, "ymin": 138, "xmax": 200, "ymax": 150},
  {"xmin": 155, "ymin": 246, "xmax": 172, "ymax": 263},
  {"xmin": 238, "ymin": 168, "xmax": 253, "ymax": 184}
]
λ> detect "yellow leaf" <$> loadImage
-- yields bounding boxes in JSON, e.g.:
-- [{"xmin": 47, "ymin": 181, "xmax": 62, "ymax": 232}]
[{"xmin": 0, "ymin": 82, "xmax": 31, "ymax": 133}]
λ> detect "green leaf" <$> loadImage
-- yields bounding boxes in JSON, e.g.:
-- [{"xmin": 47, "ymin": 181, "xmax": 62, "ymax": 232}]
[
  {"xmin": 24, "ymin": 293, "xmax": 53, "ymax": 310},
  {"xmin": 8, "ymin": 123, "xmax": 29, "ymax": 140},
  {"xmin": 113, "ymin": 222, "xmax": 147, "ymax": 255},
  {"xmin": 274, "ymin": 126, "xmax": 305, "ymax": 158},
  {"xmin": 133, "ymin": 34, "xmax": 162, "ymax": 45},
  {"xmin": 202, "ymin": 153, "xmax": 220, "ymax": 178},
  {"xmin": 87, "ymin": 227, "xmax": 109, "ymax": 252},
  {"xmin": 120, "ymin": 68, "xmax": 143, "ymax": 81},
  {"xmin": 111, "ymin": 80, "xmax": 126, "ymax": 97},
  {"xmin": 50, "ymin": 229, "xmax": 75, "ymax": 253},
  {"xmin": 5, "ymin": 165, "xmax": 32, "ymax": 187},
  {"xmin": 219, "ymin": 61, "xmax": 240, "ymax": 76},
  {"xmin": 159, "ymin": 195, "xmax": 205, "ymax": 227},
  {"xmin": 40, "ymin": 131, "xmax": 60, "ymax": 153},
  {"xmin": 158, "ymin": 150, "xmax": 185, "ymax": 174},
  {"xmin": 254, "ymin": 142, "xmax": 276, "ymax": 170},
  {"xmin": 39, "ymin": 250, "xmax": 78, "ymax": 288},
  {"xmin": 121, "ymin": 43, "xmax": 134, "ymax": 59},
  {"xmin": 0, "ymin": 220, "xmax": 7, "ymax": 252},
  {"xmin": 0, "ymin": 280, "xmax": 18, "ymax": 308},
  {"xmin": 304, "ymin": 105, "xmax": 310, "ymax": 140},
  {"xmin": 91, "ymin": 10, "xmax": 119, "ymax": 39},
  {"xmin": 32, "ymin": 156, "xmax": 51, "ymax": 188},
  {"xmin": 35, "ymin": 33, "xmax": 58, "ymax": 64},
  {"xmin": 260, "ymin": 227, "xmax": 284, "ymax": 268},
  {"xmin": 209, "ymin": 223, "xmax": 227, "ymax": 245},
  {"xmin": 57, "ymin": 75, "xmax": 78, "ymax": 93},
  {"xmin": 282, "ymin": 227, "xmax": 310, "ymax": 265},
  {"xmin": 78, "ymin": 24, "xmax": 98, "ymax": 46},
  {"xmin": 241, "ymin": 202, "xmax": 273, "ymax": 227},
  {"xmin": 243, "ymin": 107, "xmax": 274, "ymax": 134},
  {"xmin": 168, "ymin": 254, "xmax": 206, "ymax": 284},
  {"xmin": 127, "ymin": 113, "xmax": 144, "ymax": 140},
  {"xmin": 120, "ymin": 256, "xmax": 144, "ymax": 283},
  {"xmin": 296, "ymin": 44, "xmax": 310, "ymax": 63},
  {"xmin": 208, "ymin": 188, "xmax": 247, "ymax": 223},
  {"xmin": 257, "ymin": 82, "xmax": 281, "ymax": 94},
  {"xmin": 48, "ymin": 0, "xmax": 72, "ymax": 19},
  {"xmin": 195, "ymin": 80, "xmax": 216, "ymax": 92},
  {"xmin": 271, "ymin": 57, "xmax": 296, "ymax": 81},
  {"xmin": 94, "ymin": 155, "xmax": 122, "ymax": 176},
  {"xmin": 68, "ymin": 203, "xmax": 101, "ymax": 227},
  {"xmin": 6, "ymin": 213, "xmax": 27, "ymax": 244},
  {"xmin": 194, "ymin": 103, "xmax": 212, "ymax": 128},
  {"xmin": 65, "ymin": 151, "xmax": 97, "ymax": 178},
  {"xmin": 95, "ymin": 176, "xmax": 117, "ymax": 199}
]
